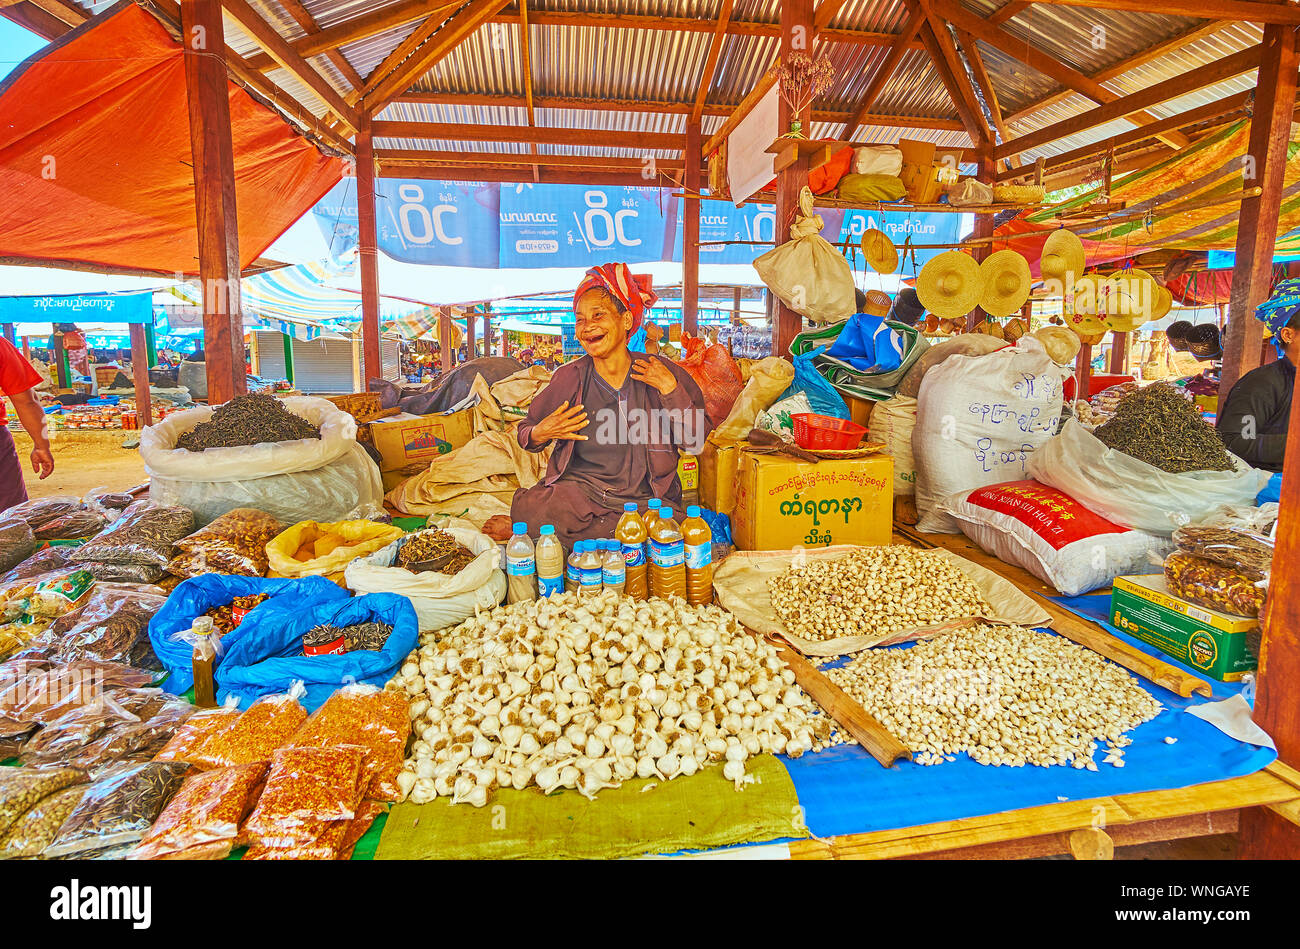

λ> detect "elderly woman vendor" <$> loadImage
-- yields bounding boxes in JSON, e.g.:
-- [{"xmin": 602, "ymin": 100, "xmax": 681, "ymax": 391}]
[{"xmin": 510, "ymin": 263, "xmax": 710, "ymax": 546}]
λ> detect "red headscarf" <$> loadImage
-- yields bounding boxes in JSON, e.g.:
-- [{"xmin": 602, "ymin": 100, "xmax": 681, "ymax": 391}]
[{"xmin": 573, "ymin": 263, "xmax": 658, "ymax": 332}]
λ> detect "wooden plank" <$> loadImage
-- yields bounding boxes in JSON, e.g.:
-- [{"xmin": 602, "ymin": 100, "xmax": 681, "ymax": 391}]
[
  {"xmin": 789, "ymin": 771, "xmax": 1295, "ymax": 859},
  {"xmin": 357, "ymin": 115, "xmax": 382, "ymax": 389},
  {"xmin": 894, "ymin": 524, "xmax": 1214, "ymax": 698},
  {"xmin": 988, "ymin": 0, "xmax": 1030, "ymax": 24},
  {"xmin": 683, "ymin": 119, "xmax": 701, "ymax": 336},
  {"xmin": 691, "ymin": 0, "xmax": 735, "ymax": 123},
  {"xmin": 0, "ymin": 1, "xmax": 74, "ymax": 40},
  {"xmin": 917, "ymin": 10, "xmax": 988, "ymax": 148},
  {"xmin": 221, "ymin": 0, "xmax": 359, "ymax": 130},
  {"xmin": 1003, "ymin": 21, "xmax": 1230, "ymax": 126},
  {"xmin": 23, "ymin": 0, "xmax": 84, "ymax": 27},
  {"xmin": 931, "ymin": 0, "xmax": 1188, "ymax": 149},
  {"xmin": 128, "ymin": 323, "xmax": 153, "ymax": 429},
  {"xmin": 379, "ymin": 163, "xmax": 684, "ymax": 187},
  {"xmin": 275, "ymin": 0, "xmax": 363, "ymax": 90},
  {"xmin": 955, "ymin": 29, "xmax": 1016, "ymax": 170},
  {"xmin": 1221, "ymin": 24, "xmax": 1300, "ymax": 399},
  {"xmin": 517, "ymin": 0, "xmax": 539, "ymax": 180},
  {"xmin": 372, "ymin": 121, "xmax": 683, "ymax": 151},
  {"xmin": 843, "ymin": 7, "xmax": 925, "ymax": 138},
  {"xmin": 438, "ymin": 309, "xmax": 453, "ymax": 372},
  {"xmin": 182, "ymin": 0, "xmax": 245, "ymax": 405},
  {"xmin": 769, "ymin": 638, "xmax": 912, "ymax": 767},
  {"xmin": 376, "ymin": 149, "xmax": 687, "ymax": 171},
  {"xmin": 995, "ymin": 45, "xmax": 1261, "ymax": 160},
  {"xmin": 465, "ymin": 311, "xmax": 476, "ymax": 360},
  {"xmin": 364, "ymin": 0, "xmax": 513, "ymax": 113},
  {"xmin": 1107, "ymin": 330, "xmax": 1128, "ymax": 374},
  {"xmin": 1031, "ymin": 0, "xmax": 1300, "ymax": 23},
  {"xmin": 247, "ymin": 0, "xmax": 462, "ymax": 68}
]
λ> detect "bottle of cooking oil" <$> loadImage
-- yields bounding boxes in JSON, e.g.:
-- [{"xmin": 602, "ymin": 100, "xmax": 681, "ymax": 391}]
[
  {"xmin": 615, "ymin": 502, "xmax": 648, "ymax": 600},
  {"xmin": 648, "ymin": 507, "xmax": 686, "ymax": 601},
  {"xmin": 682, "ymin": 505, "xmax": 713, "ymax": 606}
]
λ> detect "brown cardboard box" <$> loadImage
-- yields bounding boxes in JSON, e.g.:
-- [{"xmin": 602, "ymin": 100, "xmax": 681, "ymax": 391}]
[
  {"xmin": 733, "ymin": 450, "xmax": 893, "ymax": 551},
  {"xmin": 369, "ymin": 406, "xmax": 475, "ymax": 472},
  {"xmin": 699, "ymin": 436, "xmax": 744, "ymax": 516},
  {"xmin": 898, "ymin": 138, "xmax": 964, "ymax": 203},
  {"xmin": 844, "ymin": 394, "xmax": 875, "ymax": 430}
]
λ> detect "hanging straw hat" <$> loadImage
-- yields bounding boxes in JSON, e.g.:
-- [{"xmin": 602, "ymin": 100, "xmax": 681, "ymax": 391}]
[
  {"xmin": 861, "ymin": 228, "xmax": 898, "ymax": 274},
  {"xmin": 917, "ymin": 251, "xmax": 982, "ymax": 319},
  {"xmin": 1165, "ymin": 320, "xmax": 1194, "ymax": 351},
  {"xmin": 1040, "ymin": 229, "xmax": 1086, "ymax": 289},
  {"xmin": 1188, "ymin": 324, "xmax": 1223, "ymax": 360},
  {"xmin": 1070, "ymin": 273, "xmax": 1101, "ymax": 315},
  {"xmin": 978, "ymin": 250, "xmax": 1032, "ymax": 318},
  {"xmin": 1151, "ymin": 284, "xmax": 1174, "ymax": 320}
]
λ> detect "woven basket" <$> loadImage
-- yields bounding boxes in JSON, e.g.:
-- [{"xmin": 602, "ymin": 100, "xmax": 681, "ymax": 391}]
[{"xmin": 993, "ymin": 184, "xmax": 1046, "ymax": 204}]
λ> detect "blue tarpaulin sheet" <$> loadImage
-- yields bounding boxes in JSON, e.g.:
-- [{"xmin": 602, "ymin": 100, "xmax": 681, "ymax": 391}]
[{"xmin": 778, "ymin": 595, "xmax": 1274, "ymax": 840}]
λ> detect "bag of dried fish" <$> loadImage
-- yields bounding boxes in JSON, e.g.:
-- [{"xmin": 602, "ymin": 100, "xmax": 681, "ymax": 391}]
[
  {"xmin": 167, "ymin": 508, "xmax": 286, "ymax": 578},
  {"xmin": 0, "ymin": 713, "xmax": 40, "ymax": 759},
  {"xmin": 5, "ymin": 497, "xmax": 85, "ymax": 534},
  {"xmin": 0, "ymin": 783, "xmax": 87, "ymax": 858},
  {"xmin": 130, "ymin": 761, "xmax": 267, "ymax": 860},
  {"xmin": 0, "ymin": 765, "xmax": 86, "ymax": 837},
  {"xmin": 84, "ymin": 562, "xmax": 166, "ymax": 584},
  {"xmin": 0, "ymin": 517, "xmax": 35, "ymax": 573},
  {"xmin": 71, "ymin": 500, "xmax": 195, "ymax": 570},
  {"xmin": 87, "ymin": 489, "xmax": 135, "ymax": 510},
  {"xmin": 43, "ymin": 761, "xmax": 191, "ymax": 858},
  {"xmin": 302, "ymin": 621, "xmax": 392, "ymax": 655},
  {"xmin": 19, "ymin": 689, "xmax": 164, "ymax": 766},
  {"xmin": 62, "ymin": 697, "xmax": 196, "ymax": 774},
  {"xmin": 33, "ymin": 509, "xmax": 106, "ymax": 542}
]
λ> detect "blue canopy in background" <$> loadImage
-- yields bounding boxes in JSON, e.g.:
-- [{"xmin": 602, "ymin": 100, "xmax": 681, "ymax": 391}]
[{"xmin": 0, "ymin": 290, "xmax": 153, "ymax": 324}]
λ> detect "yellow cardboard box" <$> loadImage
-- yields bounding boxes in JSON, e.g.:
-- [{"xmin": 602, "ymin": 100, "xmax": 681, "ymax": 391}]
[
  {"xmin": 732, "ymin": 450, "xmax": 893, "ymax": 550},
  {"xmin": 699, "ymin": 436, "xmax": 743, "ymax": 516},
  {"xmin": 369, "ymin": 407, "xmax": 475, "ymax": 472}
]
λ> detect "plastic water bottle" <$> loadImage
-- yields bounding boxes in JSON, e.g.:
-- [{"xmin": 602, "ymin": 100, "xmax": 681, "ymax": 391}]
[
  {"xmin": 601, "ymin": 539, "xmax": 626, "ymax": 595},
  {"xmin": 505, "ymin": 521, "xmax": 537, "ymax": 604},
  {"xmin": 649, "ymin": 507, "xmax": 686, "ymax": 601},
  {"xmin": 565, "ymin": 540, "xmax": 583, "ymax": 594},
  {"xmin": 536, "ymin": 525, "xmax": 565, "ymax": 598},
  {"xmin": 578, "ymin": 541, "xmax": 605, "ymax": 596},
  {"xmin": 682, "ymin": 506, "xmax": 713, "ymax": 606}
]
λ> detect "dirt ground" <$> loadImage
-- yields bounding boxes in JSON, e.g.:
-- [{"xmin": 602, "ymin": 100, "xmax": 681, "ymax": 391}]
[{"xmin": 11, "ymin": 429, "xmax": 147, "ymax": 500}]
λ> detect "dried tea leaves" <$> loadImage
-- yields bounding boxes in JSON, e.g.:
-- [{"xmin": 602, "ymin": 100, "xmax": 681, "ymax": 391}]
[
  {"xmin": 1093, "ymin": 383, "xmax": 1234, "ymax": 474},
  {"xmin": 176, "ymin": 394, "xmax": 321, "ymax": 452}
]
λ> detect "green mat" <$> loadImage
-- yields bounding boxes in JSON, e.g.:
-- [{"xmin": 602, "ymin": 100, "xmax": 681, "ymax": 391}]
[
  {"xmin": 375, "ymin": 756, "xmax": 806, "ymax": 860},
  {"xmin": 392, "ymin": 516, "xmax": 428, "ymax": 532}
]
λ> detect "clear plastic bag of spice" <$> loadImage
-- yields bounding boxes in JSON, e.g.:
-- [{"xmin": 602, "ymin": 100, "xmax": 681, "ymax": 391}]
[
  {"xmin": 0, "ymin": 783, "xmax": 87, "ymax": 859},
  {"xmin": 241, "ymin": 745, "xmax": 368, "ymax": 851},
  {"xmin": 1172, "ymin": 525, "xmax": 1274, "ymax": 583},
  {"xmin": 1163, "ymin": 551, "xmax": 1267, "ymax": 618},
  {"xmin": 43, "ymin": 761, "xmax": 191, "ymax": 858},
  {"xmin": 289, "ymin": 684, "xmax": 411, "ymax": 801},
  {"xmin": 130, "ymin": 761, "xmax": 267, "ymax": 860},
  {"xmin": 166, "ymin": 508, "xmax": 286, "ymax": 579},
  {"xmin": 190, "ymin": 683, "xmax": 308, "ymax": 770},
  {"xmin": 152, "ymin": 698, "xmax": 242, "ymax": 766},
  {"xmin": 70, "ymin": 500, "xmax": 195, "ymax": 570}
]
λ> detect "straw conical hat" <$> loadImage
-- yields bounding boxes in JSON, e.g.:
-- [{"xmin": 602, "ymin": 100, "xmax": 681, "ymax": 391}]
[
  {"xmin": 1040, "ymin": 229, "xmax": 1086, "ymax": 288},
  {"xmin": 1032, "ymin": 325, "xmax": 1080, "ymax": 365},
  {"xmin": 1151, "ymin": 284, "xmax": 1174, "ymax": 320},
  {"xmin": 979, "ymin": 250, "xmax": 1032, "ymax": 318},
  {"xmin": 917, "ymin": 251, "xmax": 981, "ymax": 319},
  {"xmin": 861, "ymin": 228, "xmax": 898, "ymax": 274},
  {"xmin": 1070, "ymin": 273, "xmax": 1101, "ymax": 315}
]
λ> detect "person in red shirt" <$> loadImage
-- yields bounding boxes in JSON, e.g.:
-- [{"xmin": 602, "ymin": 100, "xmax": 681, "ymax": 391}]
[{"xmin": 0, "ymin": 338, "xmax": 54, "ymax": 510}]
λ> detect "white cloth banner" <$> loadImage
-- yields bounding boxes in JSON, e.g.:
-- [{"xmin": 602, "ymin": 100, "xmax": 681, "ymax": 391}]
[{"xmin": 727, "ymin": 85, "xmax": 780, "ymax": 206}]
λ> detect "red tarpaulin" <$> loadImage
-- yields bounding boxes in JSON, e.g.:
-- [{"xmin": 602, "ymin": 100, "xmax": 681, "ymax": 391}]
[
  {"xmin": 0, "ymin": 2, "xmax": 344, "ymax": 276},
  {"xmin": 1166, "ymin": 270, "xmax": 1233, "ymax": 306}
]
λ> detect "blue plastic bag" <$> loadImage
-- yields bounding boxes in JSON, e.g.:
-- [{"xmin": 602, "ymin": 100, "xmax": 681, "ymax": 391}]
[
  {"xmin": 215, "ymin": 593, "xmax": 419, "ymax": 711},
  {"xmin": 779, "ymin": 347, "xmax": 850, "ymax": 420},
  {"xmin": 1258, "ymin": 471, "xmax": 1282, "ymax": 505},
  {"xmin": 823, "ymin": 313, "xmax": 905, "ymax": 373},
  {"xmin": 148, "ymin": 574, "xmax": 349, "ymax": 694}
]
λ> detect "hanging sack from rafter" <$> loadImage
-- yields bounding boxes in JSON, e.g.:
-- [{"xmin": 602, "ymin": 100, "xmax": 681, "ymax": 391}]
[{"xmin": 753, "ymin": 187, "xmax": 855, "ymax": 325}]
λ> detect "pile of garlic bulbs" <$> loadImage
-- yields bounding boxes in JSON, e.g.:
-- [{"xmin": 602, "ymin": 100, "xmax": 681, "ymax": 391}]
[{"xmin": 388, "ymin": 590, "xmax": 818, "ymax": 806}]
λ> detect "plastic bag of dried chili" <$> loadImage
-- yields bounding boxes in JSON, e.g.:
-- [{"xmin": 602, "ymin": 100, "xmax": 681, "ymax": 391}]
[
  {"xmin": 130, "ymin": 762, "xmax": 267, "ymax": 860},
  {"xmin": 241, "ymin": 745, "xmax": 368, "ymax": 850},
  {"xmin": 189, "ymin": 683, "xmax": 308, "ymax": 770},
  {"xmin": 152, "ymin": 699, "xmax": 242, "ymax": 767},
  {"xmin": 288, "ymin": 684, "xmax": 411, "ymax": 801}
]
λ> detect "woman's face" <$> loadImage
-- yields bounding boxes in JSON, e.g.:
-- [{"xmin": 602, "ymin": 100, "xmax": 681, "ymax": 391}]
[{"xmin": 575, "ymin": 289, "xmax": 632, "ymax": 359}]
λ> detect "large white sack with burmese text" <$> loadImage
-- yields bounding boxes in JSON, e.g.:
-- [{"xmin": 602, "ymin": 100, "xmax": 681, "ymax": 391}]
[{"xmin": 913, "ymin": 337, "xmax": 1066, "ymax": 533}]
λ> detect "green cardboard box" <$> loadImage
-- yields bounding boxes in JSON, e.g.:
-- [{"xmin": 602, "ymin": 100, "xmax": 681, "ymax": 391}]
[{"xmin": 1110, "ymin": 574, "xmax": 1259, "ymax": 682}]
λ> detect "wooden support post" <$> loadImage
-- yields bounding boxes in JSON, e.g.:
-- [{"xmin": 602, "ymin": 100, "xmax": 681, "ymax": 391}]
[
  {"xmin": 732, "ymin": 287, "xmax": 742, "ymax": 323},
  {"xmin": 439, "ymin": 308, "xmax": 454, "ymax": 373},
  {"xmin": 21, "ymin": 337, "xmax": 30, "ymax": 361},
  {"xmin": 182, "ymin": 0, "xmax": 245, "ymax": 405},
  {"xmin": 1107, "ymin": 330, "xmax": 1129, "ymax": 374},
  {"xmin": 1, "ymin": 324, "xmax": 13, "ymax": 346},
  {"xmin": 481, "ymin": 310, "xmax": 492, "ymax": 359},
  {"xmin": 966, "ymin": 152, "xmax": 997, "ymax": 331},
  {"xmin": 357, "ymin": 113, "xmax": 383, "ymax": 391},
  {"xmin": 282, "ymin": 332, "xmax": 295, "ymax": 386},
  {"xmin": 683, "ymin": 119, "xmax": 702, "ymax": 337},
  {"xmin": 465, "ymin": 311, "xmax": 476, "ymax": 360},
  {"xmin": 1075, "ymin": 341, "xmax": 1093, "ymax": 400},
  {"xmin": 1220, "ymin": 24, "xmax": 1300, "ymax": 400},
  {"xmin": 51, "ymin": 334, "xmax": 68, "ymax": 387},
  {"xmin": 129, "ymin": 323, "xmax": 153, "ymax": 428},
  {"xmin": 772, "ymin": 0, "xmax": 814, "ymax": 358}
]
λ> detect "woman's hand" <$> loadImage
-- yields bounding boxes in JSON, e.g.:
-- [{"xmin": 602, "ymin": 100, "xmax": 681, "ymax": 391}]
[
  {"xmin": 631, "ymin": 357, "xmax": 678, "ymax": 396},
  {"xmin": 531, "ymin": 400, "xmax": 588, "ymax": 442}
]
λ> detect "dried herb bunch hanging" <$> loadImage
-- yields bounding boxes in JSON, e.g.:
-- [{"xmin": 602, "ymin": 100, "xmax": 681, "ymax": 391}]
[
  {"xmin": 776, "ymin": 53, "xmax": 835, "ymax": 138},
  {"xmin": 1093, "ymin": 383, "xmax": 1234, "ymax": 474},
  {"xmin": 177, "ymin": 394, "xmax": 321, "ymax": 452}
]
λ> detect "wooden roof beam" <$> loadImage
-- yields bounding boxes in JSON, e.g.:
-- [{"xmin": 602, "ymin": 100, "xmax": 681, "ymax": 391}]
[
  {"xmin": 994, "ymin": 43, "xmax": 1262, "ymax": 159},
  {"xmin": 23, "ymin": 0, "xmax": 84, "ymax": 27},
  {"xmin": 275, "ymin": 0, "xmax": 363, "ymax": 90},
  {"xmin": 916, "ymin": 3, "xmax": 988, "ymax": 147},
  {"xmin": 692, "ymin": 0, "xmax": 736, "ymax": 124},
  {"xmin": 1028, "ymin": 0, "xmax": 1300, "ymax": 24},
  {"xmin": 378, "ymin": 164, "xmax": 686, "ymax": 187},
  {"xmin": 0, "ymin": 1, "xmax": 74, "ymax": 40},
  {"xmin": 988, "ymin": 0, "xmax": 1031, "ymax": 25},
  {"xmin": 843, "ymin": 7, "xmax": 925, "ymax": 138},
  {"xmin": 221, "ymin": 0, "xmax": 359, "ymax": 130},
  {"xmin": 363, "ymin": 0, "xmax": 512, "ymax": 113},
  {"xmin": 929, "ymin": 0, "xmax": 1188, "ymax": 149},
  {"xmin": 376, "ymin": 149, "xmax": 690, "ymax": 172},
  {"xmin": 1003, "ymin": 21, "xmax": 1229, "ymax": 125},
  {"xmin": 955, "ymin": 29, "xmax": 1016, "ymax": 169},
  {"xmin": 518, "ymin": 0, "xmax": 539, "ymax": 181},
  {"xmin": 372, "ymin": 120, "xmax": 684, "ymax": 150}
]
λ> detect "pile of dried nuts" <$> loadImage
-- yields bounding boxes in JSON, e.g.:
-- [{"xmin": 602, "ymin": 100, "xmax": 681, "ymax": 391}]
[
  {"xmin": 767, "ymin": 547, "xmax": 991, "ymax": 642},
  {"xmin": 811, "ymin": 624, "xmax": 1162, "ymax": 768}
]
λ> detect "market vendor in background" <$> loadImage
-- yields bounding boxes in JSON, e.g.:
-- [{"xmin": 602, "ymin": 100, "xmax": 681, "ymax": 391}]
[
  {"xmin": 0, "ymin": 334, "xmax": 54, "ymax": 509},
  {"xmin": 505, "ymin": 263, "xmax": 709, "ymax": 547},
  {"xmin": 1217, "ymin": 284, "xmax": 1300, "ymax": 473}
]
